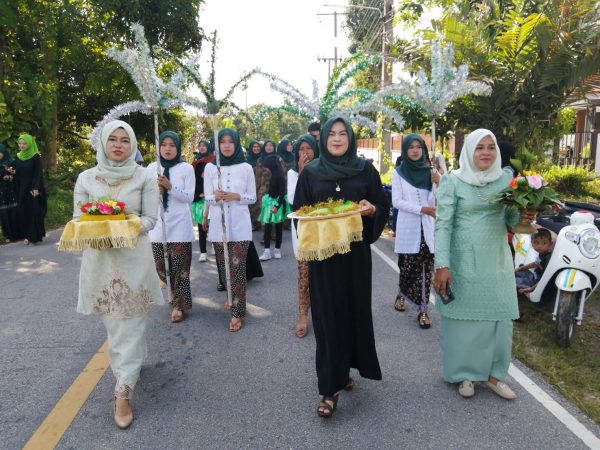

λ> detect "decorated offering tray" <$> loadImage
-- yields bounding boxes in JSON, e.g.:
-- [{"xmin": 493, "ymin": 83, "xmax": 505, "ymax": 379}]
[
  {"xmin": 288, "ymin": 199, "xmax": 361, "ymax": 221},
  {"xmin": 58, "ymin": 214, "xmax": 141, "ymax": 252}
]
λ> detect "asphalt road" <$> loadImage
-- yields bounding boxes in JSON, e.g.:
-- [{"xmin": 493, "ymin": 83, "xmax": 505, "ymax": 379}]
[{"xmin": 1, "ymin": 228, "xmax": 599, "ymax": 449}]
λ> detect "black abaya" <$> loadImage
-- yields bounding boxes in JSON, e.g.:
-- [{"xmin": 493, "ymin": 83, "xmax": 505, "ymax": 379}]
[
  {"xmin": 14, "ymin": 154, "xmax": 46, "ymax": 243},
  {"xmin": 0, "ymin": 165, "xmax": 20, "ymax": 241},
  {"xmin": 293, "ymin": 162, "xmax": 390, "ymax": 396}
]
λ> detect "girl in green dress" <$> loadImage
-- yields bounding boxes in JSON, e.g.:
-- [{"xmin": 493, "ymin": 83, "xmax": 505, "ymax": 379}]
[{"xmin": 433, "ymin": 128, "xmax": 535, "ymax": 400}]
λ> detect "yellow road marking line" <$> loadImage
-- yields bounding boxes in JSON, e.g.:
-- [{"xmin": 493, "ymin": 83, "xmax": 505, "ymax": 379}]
[{"xmin": 23, "ymin": 341, "xmax": 109, "ymax": 450}]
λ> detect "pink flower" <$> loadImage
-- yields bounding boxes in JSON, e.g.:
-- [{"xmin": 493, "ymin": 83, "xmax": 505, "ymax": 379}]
[
  {"xmin": 97, "ymin": 203, "xmax": 114, "ymax": 215},
  {"xmin": 526, "ymin": 175, "xmax": 543, "ymax": 189}
]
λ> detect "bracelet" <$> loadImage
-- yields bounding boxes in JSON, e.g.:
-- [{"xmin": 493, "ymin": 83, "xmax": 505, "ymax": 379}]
[{"xmin": 435, "ymin": 266, "xmax": 449, "ymax": 270}]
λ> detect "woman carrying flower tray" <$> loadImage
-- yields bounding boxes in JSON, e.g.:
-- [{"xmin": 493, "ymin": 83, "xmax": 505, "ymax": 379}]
[
  {"xmin": 70, "ymin": 120, "xmax": 163, "ymax": 429},
  {"xmin": 292, "ymin": 117, "xmax": 390, "ymax": 418}
]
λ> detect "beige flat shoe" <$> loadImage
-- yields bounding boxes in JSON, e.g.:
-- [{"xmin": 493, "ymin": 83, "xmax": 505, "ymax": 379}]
[
  {"xmin": 458, "ymin": 380, "xmax": 475, "ymax": 398},
  {"xmin": 485, "ymin": 381, "xmax": 516, "ymax": 400},
  {"xmin": 114, "ymin": 398, "xmax": 134, "ymax": 429}
]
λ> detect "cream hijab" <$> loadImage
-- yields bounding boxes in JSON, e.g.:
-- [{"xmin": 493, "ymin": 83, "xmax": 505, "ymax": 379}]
[
  {"xmin": 453, "ymin": 128, "xmax": 503, "ymax": 186},
  {"xmin": 97, "ymin": 120, "xmax": 139, "ymax": 185}
]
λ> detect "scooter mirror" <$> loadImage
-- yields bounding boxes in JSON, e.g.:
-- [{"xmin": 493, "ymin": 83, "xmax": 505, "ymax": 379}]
[{"xmin": 570, "ymin": 211, "xmax": 594, "ymax": 225}]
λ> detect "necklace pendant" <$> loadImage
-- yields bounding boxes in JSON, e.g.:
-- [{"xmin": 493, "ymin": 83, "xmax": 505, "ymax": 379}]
[{"xmin": 335, "ymin": 181, "xmax": 341, "ymax": 192}]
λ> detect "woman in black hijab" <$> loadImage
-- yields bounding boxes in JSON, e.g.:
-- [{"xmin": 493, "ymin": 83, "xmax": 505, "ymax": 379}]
[
  {"xmin": 0, "ymin": 144, "xmax": 19, "ymax": 241},
  {"xmin": 293, "ymin": 117, "xmax": 390, "ymax": 418}
]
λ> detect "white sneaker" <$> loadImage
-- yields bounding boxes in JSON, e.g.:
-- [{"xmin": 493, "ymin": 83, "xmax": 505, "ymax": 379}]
[
  {"xmin": 458, "ymin": 381, "xmax": 475, "ymax": 398},
  {"xmin": 273, "ymin": 249, "xmax": 282, "ymax": 259},
  {"xmin": 485, "ymin": 381, "xmax": 516, "ymax": 400},
  {"xmin": 198, "ymin": 253, "xmax": 207, "ymax": 263},
  {"xmin": 259, "ymin": 249, "xmax": 271, "ymax": 261}
]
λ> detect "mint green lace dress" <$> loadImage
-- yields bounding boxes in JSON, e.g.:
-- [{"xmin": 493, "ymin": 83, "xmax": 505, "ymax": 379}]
[{"xmin": 434, "ymin": 171, "xmax": 519, "ymax": 383}]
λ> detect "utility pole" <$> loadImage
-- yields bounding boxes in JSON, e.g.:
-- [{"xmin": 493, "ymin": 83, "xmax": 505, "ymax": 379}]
[
  {"xmin": 380, "ymin": 0, "xmax": 394, "ymax": 174},
  {"xmin": 317, "ymin": 11, "xmax": 346, "ymax": 75}
]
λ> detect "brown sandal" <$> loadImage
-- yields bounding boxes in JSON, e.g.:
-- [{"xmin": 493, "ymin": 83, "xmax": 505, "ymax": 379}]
[
  {"xmin": 295, "ymin": 316, "xmax": 309, "ymax": 338},
  {"xmin": 317, "ymin": 394, "xmax": 339, "ymax": 418},
  {"xmin": 171, "ymin": 309, "xmax": 184, "ymax": 323},
  {"xmin": 344, "ymin": 377, "xmax": 354, "ymax": 391},
  {"xmin": 229, "ymin": 318, "xmax": 243, "ymax": 332},
  {"xmin": 394, "ymin": 295, "xmax": 406, "ymax": 312},
  {"xmin": 418, "ymin": 312, "xmax": 431, "ymax": 329}
]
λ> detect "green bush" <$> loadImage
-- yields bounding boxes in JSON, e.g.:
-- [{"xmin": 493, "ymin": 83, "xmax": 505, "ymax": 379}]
[{"xmin": 542, "ymin": 166, "xmax": 596, "ymax": 197}]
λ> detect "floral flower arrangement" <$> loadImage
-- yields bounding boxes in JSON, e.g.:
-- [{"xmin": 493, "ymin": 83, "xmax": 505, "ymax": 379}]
[
  {"xmin": 496, "ymin": 171, "xmax": 562, "ymax": 210},
  {"xmin": 80, "ymin": 198, "xmax": 126, "ymax": 215}
]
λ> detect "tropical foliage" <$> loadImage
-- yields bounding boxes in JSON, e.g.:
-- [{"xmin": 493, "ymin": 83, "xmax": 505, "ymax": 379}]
[{"xmin": 0, "ymin": 0, "xmax": 204, "ymax": 170}]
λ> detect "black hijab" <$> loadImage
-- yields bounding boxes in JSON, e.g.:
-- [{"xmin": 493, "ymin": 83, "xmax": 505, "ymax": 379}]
[
  {"xmin": 276, "ymin": 139, "xmax": 295, "ymax": 164},
  {"xmin": 304, "ymin": 117, "xmax": 365, "ymax": 181},
  {"xmin": 159, "ymin": 130, "xmax": 183, "ymax": 211},
  {"xmin": 260, "ymin": 139, "xmax": 277, "ymax": 163},
  {"xmin": 0, "ymin": 144, "xmax": 14, "ymax": 168},
  {"xmin": 395, "ymin": 134, "xmax": 432, "ymax": 191},
  {"xmin": 292, "ymin": 135, "xmax": 319, "ymax": 173},
  {"xmin": 245, "ymin": 140, "xmax": 262, "ymax": 167},
  {"xmin": 212, "ymin": 128, "xmax": 247, "ymax": 167}
]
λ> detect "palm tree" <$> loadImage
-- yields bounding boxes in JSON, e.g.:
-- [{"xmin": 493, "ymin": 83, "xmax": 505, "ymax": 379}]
[{"xmin": 429, "ymin": 0, "xmax": 600, "ymax": 153}]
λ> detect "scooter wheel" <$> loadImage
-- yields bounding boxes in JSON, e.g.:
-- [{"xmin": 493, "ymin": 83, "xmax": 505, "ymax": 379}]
[{"xmin": 555, "ymin": 290, "xmax": 578, "ymax": 348}]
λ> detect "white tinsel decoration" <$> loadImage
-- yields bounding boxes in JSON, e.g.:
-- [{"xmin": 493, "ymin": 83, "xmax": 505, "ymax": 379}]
[
  {"xmin": 90, "ymin": 24, "xmax": 208, "ymax": 150},
  {"xmin": 392, "ymin": 41, "xmax": 491, "ymax": 117}
]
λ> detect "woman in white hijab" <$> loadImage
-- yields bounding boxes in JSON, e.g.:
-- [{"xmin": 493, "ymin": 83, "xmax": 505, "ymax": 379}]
[
  {"xmin": 73, "ymin": 120, "xmax": 163, "ymax": 428},
  {"xmin": 433, "ymin": 129, "xmax": 534, "ymax": 400}
]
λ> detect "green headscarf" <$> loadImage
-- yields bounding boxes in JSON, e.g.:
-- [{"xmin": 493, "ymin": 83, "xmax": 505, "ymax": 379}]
[
  {"xmin": 292, "ymin": 135, "xmax": 319, "ymax": 172},
  {"xmin": 276, "ymin": 139, "xmax": 295, "ymax": 164},
  {"xmin": 159, "ymin": 130, "xmax": 184, "ymax": 211},
  {"xmin": 213, "ymin": 128, "xmax": 247, "ymax": 167},
  {"xmin": 245, "ymin": 140, "xmax": 262, "ymax": 167},
  {"xmin": 304, "ymin": 116, "xmax": 365, "ymax": 181},
  {"xmin": 395, "ymin": 134, "xmax": 432, "ymax": 191},
  {"xmin": 17, "ymin": 134, "xmax": 40, "ymax": 161},
  {"xmin": 97, "ymin": 120, "xmax": 139, "ymax": 185},
  {"xmin": 0, "ymin": 144, "xmax": 14, "ymax": 167},
  {"xmin": 260, "ymin": 139, "xmax": 277, "ymax": 163}
]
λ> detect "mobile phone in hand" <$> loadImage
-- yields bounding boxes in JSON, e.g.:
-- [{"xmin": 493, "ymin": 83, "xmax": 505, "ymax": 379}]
[{"xmin": 440, "ymin": 284, "xmax": 455, "ymax": 305}]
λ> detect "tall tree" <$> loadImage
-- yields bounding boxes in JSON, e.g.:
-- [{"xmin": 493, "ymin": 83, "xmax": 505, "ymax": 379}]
[{"xmin": 0, "ymin": 0, "xmax": 203, "ymax": 170}]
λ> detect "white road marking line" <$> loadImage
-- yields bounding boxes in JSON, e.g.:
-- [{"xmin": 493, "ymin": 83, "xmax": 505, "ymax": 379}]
[
  {"xmin": 371, "ymin": 242, "xmax": 600, "ymax": 449},
  {"xmin": 508, "ymin": 364, "xmax": 600, "ymax": 448}
]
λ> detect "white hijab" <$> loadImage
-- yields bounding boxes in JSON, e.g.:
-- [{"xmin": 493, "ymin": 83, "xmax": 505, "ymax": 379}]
[
  {"xmin": 453, "ymin": 128, "xmax": 503, "ymax": 186},
  {"xmin": 433, "ymin": 152, "xmax": 447, "ymax": 174},
  {"xmin": 96, "ymin": 120, "xmax": 139, "ymax": 185}
]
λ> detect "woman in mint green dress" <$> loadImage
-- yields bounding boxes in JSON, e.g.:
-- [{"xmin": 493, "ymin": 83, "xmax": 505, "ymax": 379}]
[{"xmin": 433, "ymin": 129, "xmax": 535, "ymax": 400}]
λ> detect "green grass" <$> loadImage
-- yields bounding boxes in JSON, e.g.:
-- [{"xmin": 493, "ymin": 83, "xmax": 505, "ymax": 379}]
[
  {"xmin": 45, "ymin": 186, "xmax": 73, "ymax": 231},
  {"xmin": 513, "ymin": 290, "xmax": 600, "ymax": 424}
]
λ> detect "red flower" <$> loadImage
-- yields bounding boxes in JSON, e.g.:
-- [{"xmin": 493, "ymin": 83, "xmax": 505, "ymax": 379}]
[
  {"xmin": 97, "ymin": 203, "xmax": 114, "ymax": 215},
  {"xmin": 80, "ymin": 202, "xmax": 93, "ymax": 213},
  {"xmin": 509, "ymin": 178, "xmax": 519, "ymax": 189},
  {"xmin": 116, "ymin": 202, "xmax": 125, "ymax": 209}
]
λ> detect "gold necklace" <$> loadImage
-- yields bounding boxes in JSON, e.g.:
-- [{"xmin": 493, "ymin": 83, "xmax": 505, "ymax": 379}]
[
  {"xmin": 474, "ymin": 184, "xmax": 493, "ymax": 202},
  {"xmin": 96, "ymin": 176, "xmax": 133, "ymax": 200}
]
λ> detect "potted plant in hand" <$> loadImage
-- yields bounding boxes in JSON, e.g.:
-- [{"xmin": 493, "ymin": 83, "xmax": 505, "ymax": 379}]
[{"xmin": 496, "ymin": 171, "xmax": 562, "ymax": 233}]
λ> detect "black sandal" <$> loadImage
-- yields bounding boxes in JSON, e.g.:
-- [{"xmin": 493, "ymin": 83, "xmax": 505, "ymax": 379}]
[
  {"xmin": 344, "ymin": 377, "xmax": 354, "ymax": 391},
  {"xmin": 394, "ymin": 295, "xmax": 406, "ymax": 312},
  {"xmin": 317, "ymin": 394, "xmax": 339, "ymax": 418},
  {"xmin": 417, "ymin": 312, "xmax": 431, "ymax": 329}
]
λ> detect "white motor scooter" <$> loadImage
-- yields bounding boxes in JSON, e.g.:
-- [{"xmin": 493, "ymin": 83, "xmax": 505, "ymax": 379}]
[{"xmin": 512, "ymin": 211, "xmax": 600, "ymax": 347}]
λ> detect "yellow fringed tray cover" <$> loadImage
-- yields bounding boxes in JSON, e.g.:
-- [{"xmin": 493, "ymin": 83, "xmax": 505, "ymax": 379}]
[
  {"xmin": 58, "ymin": 214, "xmax": 141, "ymax": 252},
  {"xmin": 294, "ymin": 211, "xmax": 363, "ymax": 261}
]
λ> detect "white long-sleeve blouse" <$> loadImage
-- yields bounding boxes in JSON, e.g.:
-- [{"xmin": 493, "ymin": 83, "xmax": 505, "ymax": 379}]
[
  {"xmin": 147, "ymin": 162, "xmax": 195, "ymax": 243},
  {"xmin": 392, "ymin": 170, "xmax": 435, "ymax": 254},
  {"xmin": 204, "ymin": 162, "xmax": 256, "ymax": 242},
  {"xmin": 287, "ymin": 168, "xmax": 299, "ymax": 256}
]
